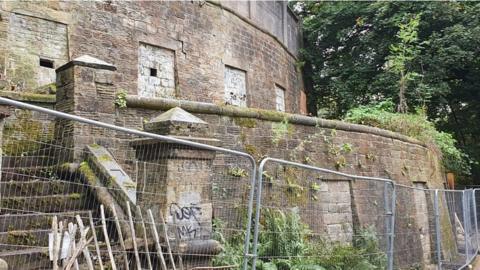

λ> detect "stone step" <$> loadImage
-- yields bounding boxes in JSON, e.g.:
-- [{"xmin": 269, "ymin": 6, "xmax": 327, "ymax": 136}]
[
  {"xmin": 0, "ymin": 194, "xmax": 94, "ymax": 214},
  {"xmin": 0, "ymin": 180, "xmax": 87, "ymax": 197},
  {"xmin": 0, "ymin": 247, "xmax": 51, "ymax": 269},
  {"xmin": 2, "ymin": 156, "xmax": 55, "ymax": 169},
  {"xmin": 0, "ymin": 211, "xmax": 91, "ymax": 232},
  {"xmin": 0, "ymin": 229, "xmax": 50, "ymax": 251}
]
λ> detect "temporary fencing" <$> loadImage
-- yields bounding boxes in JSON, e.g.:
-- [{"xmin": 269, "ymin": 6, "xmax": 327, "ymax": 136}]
[
  {"xmin": 0, "ymin": 97, "xmax": 257, "ymax": 270},
  {"xmin": 0, "ymin": 97, "xmax": 479, "ymax": 270}
]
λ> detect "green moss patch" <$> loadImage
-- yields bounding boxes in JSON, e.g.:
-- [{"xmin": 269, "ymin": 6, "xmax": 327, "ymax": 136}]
[{"xmin": 234, "ymin": 117, "xmax": 257, "ymax": 128}]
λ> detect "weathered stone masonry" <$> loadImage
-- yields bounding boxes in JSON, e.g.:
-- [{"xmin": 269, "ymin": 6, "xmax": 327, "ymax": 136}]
[
  {"xmin": 0, "ymin": 1, "xmax": 452, "ymax": 268},
  {"xmin": 0, "ymin": 1, "xmax": 303, "ymax": 114}
]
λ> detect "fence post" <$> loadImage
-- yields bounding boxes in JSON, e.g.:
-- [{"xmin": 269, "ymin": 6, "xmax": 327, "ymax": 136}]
[
  {"xmin": 242, "ymin": 160, "xmax": 257, "ymax": 270},
  {"xmin": 250, "ymin": 158, "xmax": 267, "ymax": 270},
  {"xmin": 462, "ymin": 190, "xmax": 469, "ymax": 262},
  {"xmin": 474, "ymin": 190, "xmax": 479, "ymax": 252},
  {"xmin": 434, "ymin": 189, "xmax": 442, "ymax": 270},
  {"xmin": 384, "ymin": 182, "xmax": 395, "ymax": 270}
]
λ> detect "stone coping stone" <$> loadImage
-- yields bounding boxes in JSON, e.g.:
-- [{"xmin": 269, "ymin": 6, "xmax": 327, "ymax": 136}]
[
  {"xmin": 126, "ymin": 95, "xmax": 426, "ymax": 147},
  {"xmin": 0, "ymin": 90, "xmax": 56, "ymax": 104},
  {"xmin": 56, "ymin": 55, "xmax": 116, "ymax": 72},
  {"xmin": 86, "ymin": 144, "xmax": 136, "ymax": 204}
]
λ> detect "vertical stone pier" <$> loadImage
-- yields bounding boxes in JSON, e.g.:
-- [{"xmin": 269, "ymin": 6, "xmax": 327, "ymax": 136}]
[
  {"xmin": 131, "ymin": 107, "xmax": 221, "ymax": 267},
  {"xmin": 55, "ymin": 55, "xmax": 117, "ymax": 161},
  {"xmin": 0, "ymin": 105, "xmax": 11, "ymax": 202}
]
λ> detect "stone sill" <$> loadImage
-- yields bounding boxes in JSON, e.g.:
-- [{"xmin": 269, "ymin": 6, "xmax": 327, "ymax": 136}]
[
  {"xmin": 125, "ymin": 95, "xmax": 427, "ymax": 148},
  {"xmin": 0, "ymin": 90, "xmax": 56, "ymax": 104}
]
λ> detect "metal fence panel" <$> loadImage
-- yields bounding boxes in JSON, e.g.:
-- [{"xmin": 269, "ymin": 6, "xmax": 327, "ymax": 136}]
[
  {"xmin": 252, "ymin": 158, "xmax": 395, "ymax": 270},
  {"xmin": 0, "ymin": 98, "xmax": 257, "ymax": 270},
  {"xmin": 393, "ymin": 184, "xmax": 437, "ymax": 269}
]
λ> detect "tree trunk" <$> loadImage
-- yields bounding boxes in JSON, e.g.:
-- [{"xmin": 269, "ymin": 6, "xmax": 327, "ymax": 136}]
[{"xmin": 397, "ymin": 71, "xmax": 408, "ymax": 113}]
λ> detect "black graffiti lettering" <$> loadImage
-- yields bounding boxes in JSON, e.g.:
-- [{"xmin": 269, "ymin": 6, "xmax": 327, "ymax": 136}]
[
  {"xmin": 169, "ymin": 203, "xmax": 202, "ymax": 225},
  {"xmin": 169, "ymin": 203, "xmax": 203, "ymax": 239},
  {"xmin": 177, "ymin": 224, "xmax": 200, "ymax": 239}
]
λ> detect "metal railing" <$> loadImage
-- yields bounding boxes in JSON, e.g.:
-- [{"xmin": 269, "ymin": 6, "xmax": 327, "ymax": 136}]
[{"xmin": 0, "ymin": 97, "xmax": 479, "ymax": 270}]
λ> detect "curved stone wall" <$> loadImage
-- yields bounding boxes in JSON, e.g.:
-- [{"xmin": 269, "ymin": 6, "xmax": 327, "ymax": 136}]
[{"xmin": 0, "ymin": 1, "xmax": 304, "ymax": 113}]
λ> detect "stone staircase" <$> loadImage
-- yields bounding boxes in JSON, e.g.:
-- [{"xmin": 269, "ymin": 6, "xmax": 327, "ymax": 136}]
[{"xmin": 0, "ymin": 156, "xmax": 99, "ymax": 269}]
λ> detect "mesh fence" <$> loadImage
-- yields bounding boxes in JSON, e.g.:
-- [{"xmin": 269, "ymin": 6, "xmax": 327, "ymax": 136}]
[
  {"xmin": 0, "ymin": 102, "xmax": 257, "ymax": 270},
  {"xmin": 1, "ymin": 98, "xmax": 480, "ymax": 270},
  {"xmin": 252, "ymin": 158, "xmax": 394, "ymax": 270},
  {"xmin": 393, "ymin": 185, "xmax": 437, "ymax": 269}
]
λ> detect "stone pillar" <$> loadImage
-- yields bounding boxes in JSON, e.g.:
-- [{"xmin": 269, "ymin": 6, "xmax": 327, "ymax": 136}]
[
  {"xmin": 131, "ymin": 107, "xmax": 221, "ymax": 267},
  {"xmin": 55, "ymin": 55, "xmax": 117, "ymax": 161},
  {"xmin": 0, "ymin": 105, "xmax": 11, "ymax": 203}
]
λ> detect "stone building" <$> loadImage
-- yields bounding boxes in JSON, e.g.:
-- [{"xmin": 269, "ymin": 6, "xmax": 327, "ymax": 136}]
[
  {"xmin": 0, "ymin": 1, "xmax": 455, "ymax": 269},
  {"xmin": 0, "ymin": 0, "xmax": 306, "ymax": 114}
]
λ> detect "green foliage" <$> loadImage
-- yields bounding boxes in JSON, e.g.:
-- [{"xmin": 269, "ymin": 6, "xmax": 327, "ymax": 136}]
[
  {"xmin": 114, "ymin": 90, "xmax": 127, "ymax": 108},
  {"xmin": 228, "ymin": 167, "xmax": 249, "ymax": 178},
  {"xmin": 386, "ymin": 14, "xmax": 422, "ymax": 113},
  {"xmin": 344, "ymin": 100, "xmax": 472, "ymax": 175},
  {"xmin": 213, "ymin": 208, "xmax": 386, "ymax": 270},
  {"xmin": 212, "ymin": 219, "xmax": 245, "ymax": 268},
  {"xmin": 297, "ymin": 1, "xmax": 480, "ymax": 183},
  {"xmin": 258, "ymin": 208, "xmax": 310, "ymax": 261},
  {"xmin": 272, "ymin": 118, "xmax": 292, "ymax": 145}
]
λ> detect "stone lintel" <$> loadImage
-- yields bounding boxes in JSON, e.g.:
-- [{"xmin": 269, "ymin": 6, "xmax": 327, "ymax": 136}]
[{"xmin": 56, "ymin": 55, "xmax": 117, "ymax": 73}]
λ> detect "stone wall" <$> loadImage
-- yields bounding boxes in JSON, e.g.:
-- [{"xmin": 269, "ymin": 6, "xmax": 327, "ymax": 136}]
[
  {"xmin": 0, "ymin": 0, "xmax": 304, "ymax": 114},
  {"xmin": 115, "ymin": 97, "xmax": 447, "ymax": 268},
  {"xmin": 0, "ymin": 9, "xmax": 68, "ymax": 91}
]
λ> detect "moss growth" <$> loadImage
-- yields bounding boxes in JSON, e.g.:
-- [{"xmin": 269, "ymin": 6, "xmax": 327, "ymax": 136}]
[
  {"xmin": 7, "ymin": 231, "xmax": 38, "ymax": 246},
  {"xmin": 123, "ymin": 181, "xmax": 136, "ymax": 189},
  {"xmin": 3, "ymin": 110, "xmax": 54, "ymax": 155},
  {"xmin": 239, "ymin": 132, "xmax": 247, "ymax": 143},
  {"xmin": 90, "ymin": 144, "xmax": 101, "ymax": 149},
  {"xmin": 98, "ymin": 154, "xmax": 112, "ymax": 162},
  {"xmin": 105, "ymin": 176, "xmax": 115, "ymax": 188},
  {"xmin": 34, "ymin": 83, "xmax": 57, "ymax": 94},
  {"xmin": 69, "ymin": 193, "xmax": 82, "ymax": 200},
  {"xmin": 245, "ymin": 144, "xmax": 257, "ymax": 156},
  {"xmin": 253, "ymin": 108, "xmax": 287, "ymax": 121},
  {"xmin": 233, "ymin": 117, "xmax": 257, "ymax": 128},
  {"xmin": 0, "ymin": 90, "xmax": 56, "ymax": 103},
  {"xmin": 79, "ymin": 161, "xmax": 97, "ymax": 185}
]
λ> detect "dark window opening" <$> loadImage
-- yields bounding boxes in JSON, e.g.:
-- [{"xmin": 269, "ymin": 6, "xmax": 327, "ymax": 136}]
[
  {"xmin": 40, "ymin": 58, "xmax": 54, "ymax": 69},
  {"xmin": 149, "ymin": 68, "xmax": 157, "ymax": 77}
]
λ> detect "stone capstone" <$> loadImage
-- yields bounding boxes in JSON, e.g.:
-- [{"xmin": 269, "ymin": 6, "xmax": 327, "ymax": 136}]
[{"xmin": 144, "ymin": 107, "xmax": 209, "ymax": 137}]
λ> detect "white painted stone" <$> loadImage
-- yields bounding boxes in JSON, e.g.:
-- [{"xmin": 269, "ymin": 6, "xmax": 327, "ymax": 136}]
[
  {"xmin": 224, "ymin": 66, "xmax": 247, "ymax": 107},
  {"xmin": 148, "ymin": 107, "xmax": 207, "ymax": 124},
  {"xmin": 166, "ymin": 191, "xmax": 213, "ymax": 240},
  {"xmin": 275, "ymin": 84, "xmax": 285, "ymax": 112},
  {"xmin": 138, "ymin": 43, "xmax": 176, "ymax": 98},
  {"xmin": 73, "ymin": 55, "xmax": 115, "ymax": 67}
]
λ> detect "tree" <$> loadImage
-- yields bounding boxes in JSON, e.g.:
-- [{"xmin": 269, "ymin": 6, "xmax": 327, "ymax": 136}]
[
  {"xmin": 386, "ymin": 14, "xmax": 421, "ymax": 113},
  {"xmin": 297, "ymin": 2, "xmax": 480, "ymax": 183}
]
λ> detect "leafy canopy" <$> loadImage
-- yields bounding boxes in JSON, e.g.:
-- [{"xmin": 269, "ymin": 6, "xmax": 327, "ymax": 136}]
[{"xmin": 296, "ymin": 2, "xmax": 480, "ymax": 182}]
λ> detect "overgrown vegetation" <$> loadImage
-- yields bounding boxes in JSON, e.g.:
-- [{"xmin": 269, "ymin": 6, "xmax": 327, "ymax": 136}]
[
  {"xmin": 213, "ymin": 208, "xmax": 386, "ymax": 270},
  {"xmin": 344, "ymin": 100, "xmax": 473, "ymax": 177},
  {"xmin": 114, "ymin": 90, "xmax": 128, "ymax": 108},
  {"xmin": 297, "ymin": 1, "xmax": 480, "ymax": 184}
]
